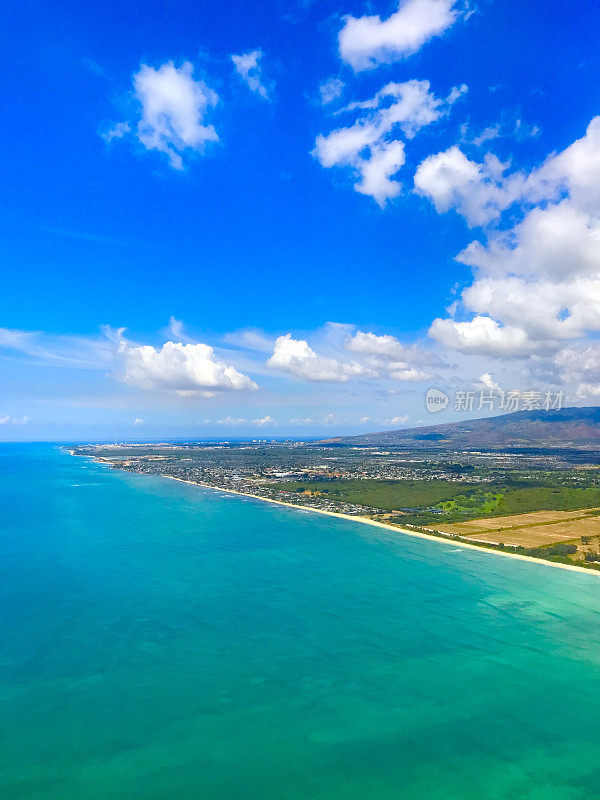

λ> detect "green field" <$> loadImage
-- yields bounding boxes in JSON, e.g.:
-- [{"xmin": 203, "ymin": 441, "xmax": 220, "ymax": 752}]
[
  {"xmin": 271, "ymin": 479, "xmax": 478, "ymax": 510},
  {"xmin": 270, "ymin": 479, "xmax": 600, "ymax": 524}
]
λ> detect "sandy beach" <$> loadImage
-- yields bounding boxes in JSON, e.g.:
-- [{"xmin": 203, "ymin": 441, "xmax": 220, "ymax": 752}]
[{"xmin": 163, "ymin": 475, "xmax": 600, "ymax": 578}]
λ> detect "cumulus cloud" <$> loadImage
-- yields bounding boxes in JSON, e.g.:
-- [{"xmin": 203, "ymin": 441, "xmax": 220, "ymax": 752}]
[
  {"xmin": 416, "ymin": 116, "xmax": 600, "ymax": 227},
  {"xmin": 0, "ymin": 324, "xmax": 261, "ymax": 404},
  {"xmin": 429, "ymin": 316, "xmax": 539, "ymax": 357},
  {"xmin": 348, "ymin": 330, "xmax": 431, "ymax": 361},
  {"xmin": 347, "ymin": 330, "xmax": 440, "ymax": 380},
  {"xmin": 231, "ymin": 50, "xmax": 270, "ymax": 99},
  {"xmin": 339, "ymin": 0, "xmax": 459, "ymax": 72},
  {"xmin": 354, "ymin": 141, "xmax": 407, "ymax": 203},
  {"xmin": 267, "ymin": 334, "xmax": 375, "ymax": 382},
  {"xmin": 265, "ymin": 329, "xmax": 437, "ymax": 384},
  {"xmin": 104, "ymin": 61, "xmax": 219, "ymax": 169},
  {"xmin": 414, "ymin": 146, "xmax": 526, "ymax": 226},
  {"xmin": 458, "ymin": 203, "xmax": 600, "ymax": 281},
  {"xmin": 314, "ymin": 80, "xmax": 466, "ymax": 205},
  {"xmin": 555, "ymin": 344, "xmax": 600, "ymax": 398},
  {"xmin": 117, "ymin": 340, "xmax": 257, "ymax": 394},
  {"xmin": 133, "ymin": 418, "xmax": 145, "ymax": 426},
  {"xmin": 424, "ymin": 115, "xmax": 600, "ymax": 358}
]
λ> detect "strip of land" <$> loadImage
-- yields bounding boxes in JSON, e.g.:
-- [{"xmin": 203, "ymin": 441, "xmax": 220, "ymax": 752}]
[
  {"xmin": 67, "ymin": 443, "xmax": 600, "ymax": 576},
  {"xmin": 163, "ymin": 475, "xmax": 600, "ymax": 578}
]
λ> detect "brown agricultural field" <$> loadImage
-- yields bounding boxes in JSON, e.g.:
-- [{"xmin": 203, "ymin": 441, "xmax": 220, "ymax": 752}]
[{"xmin": 434, "ymin": 508, "xmax": 600, "ymax": 548}]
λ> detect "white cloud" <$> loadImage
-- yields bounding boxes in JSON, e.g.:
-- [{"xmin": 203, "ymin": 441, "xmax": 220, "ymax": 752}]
[
  {"xmin": 531, "ymin": 115, "xmax": 600, "ymax": 213},
  {"xmin": 476, "ymin": 372, "xmax": 500, "ymax": 391},
  {"xmin": 252, "ymin": 415, "xmax": 275, "ymax": 425},
  {"xmin": 429, "ymin": 316, "xmax": 538, "ymax": 357},
  {"xmin": 0, "ymin": 326, "xmax": 120, "ymax": 369},
  {"xmin": 458, "ymin": 201, "xmax": 600, "ymax": 280},
  {"xmin": 577, "ymin": 384, "xmax": 600, "ymax": 398},
  {"xmin": 319, "ymin": 77, "xmax": 344, "ymax": 105},
  {"xmin": 348, "ymin": 330, "xmax": 432, "ymax": 361},
  {"xmin": 555, "ymin": 344, "xmax": 600, "ymax": 398},
  {"xmin": 384, "ymin": 414, "xmax": 410, "ymax": 426},
  {"xmin": 101, "ymin": 121, "xmax": 130, "ymax": 143},
  {"xmin": 314, "ymin": 80, "xmax": 466, "ymax": 205},
  {"xmin": 231, "ymin": 50, "xmax": 270, "ymax": 99},
  {"xmin": 340, "ymin": 80, "xmax": 463, "ymax": 137},
  {"xmin": 435, "ymin": 276, "xmax": 600, "ymax": 353},
  {"xmin": 339, "ymin": 0, "xmax": 459, "ymax": 72},
  {"xmin": 117, "ymin": 341, "xmax": 258, "ymax": 394},
  {"xmin": 416, "ymin": 116, "xmax": 600, "ymax": 227},
  {"xmin": 469, "ymin": 124, "xmax": 500, "ymax": 147},
  {"xmin": 460, "ymin": 113, "xmax": 541, "ymax": 149},
  {"xmin": 217, "ymin": 414, "xmax": 274, "ymax": 426},
  {"xmin": 347, "ymin": 330, "xmax": 439, "ymax": 380},
  {"xmin": 133, "ymin": 418, "xmax": 145, "ymax": 426},
  {"xmin": 0, "ymin": 414, "xmax": 29, "ymax": 425},
  {"xmin": 166, "ymin": 316, "xmax": 196, "ymax": 344},
  {"xmin": 424, "ymin": 115, "xmax": 600, "ymax": 359},
  {"xmin": 264, "ymin": 327, "xmax": 436, "ymax": 386},
  {"xmin": 105, "ymin": 61, "xmax": 219, "ymax": 169},
  {"xmin": 388, "ymin": 365, "xmax": 431, "ymax": 381},
  {"xmin": 414, "ymin": 146, "xmax": 525, "ymax": 226},
  {"xmin": 267, "ymin": 334, "xmax": 375, "ymax": 382},
  {"xmin": 315, "ymin": 120, "xmax": 378, "ymax": 167},
  {"xmin": 223, "ymin": 328, "xmax": 274, "ymax": 353},
  {"xmin": 355, "ymin": 141, "xmax": 406, "ymax": 203}
]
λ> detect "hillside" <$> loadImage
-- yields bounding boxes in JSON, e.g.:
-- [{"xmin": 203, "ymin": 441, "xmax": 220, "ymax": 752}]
[{"xmin": 322, "ymin": 407, "xmax": 600, "ymax": 449}]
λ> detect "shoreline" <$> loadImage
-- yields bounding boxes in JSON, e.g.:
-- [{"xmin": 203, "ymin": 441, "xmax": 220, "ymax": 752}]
[
  {"xmin": 65, "ymin": 449, "xmax": 600, "ymax": 578},
  {"xmin": 162, "ymin": 475, "xmax": 600, "ymax": 578}
]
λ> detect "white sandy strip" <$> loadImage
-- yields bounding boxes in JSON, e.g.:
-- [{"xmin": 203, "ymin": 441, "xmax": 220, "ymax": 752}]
[{"xmin": 163, "ymin": 476, "xmax": 600, "ymax": 579}]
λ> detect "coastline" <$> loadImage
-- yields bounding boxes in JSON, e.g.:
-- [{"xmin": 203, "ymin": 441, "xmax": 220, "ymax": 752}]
[
  {"xmin": 162, "ymin": 475, "xmax": 600, "ymax": 578},
  {"xmin": 66, "ymin": 449, "xmax": 600, "ymax": 578}
]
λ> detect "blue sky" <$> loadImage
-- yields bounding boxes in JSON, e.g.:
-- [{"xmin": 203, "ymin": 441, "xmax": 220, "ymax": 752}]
[{"xmin": 2, "ymin": 0, "xmax": 600, "ymax": 440}]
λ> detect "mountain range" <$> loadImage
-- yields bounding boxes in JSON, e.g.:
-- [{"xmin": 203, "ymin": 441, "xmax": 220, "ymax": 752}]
[{"xmin": 322, "ymin": 407, "xmax": 600, "ymax": 449}]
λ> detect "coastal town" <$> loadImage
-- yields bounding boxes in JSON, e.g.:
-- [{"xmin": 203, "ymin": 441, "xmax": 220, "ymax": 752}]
[{"xmin": 70, "ymin": 440, "xmax": 600, "ymax": 569}]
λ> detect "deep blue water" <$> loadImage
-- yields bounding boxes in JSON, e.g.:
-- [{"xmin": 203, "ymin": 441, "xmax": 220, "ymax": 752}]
[{"xmin": 2, "ymin": 444, "xmax": 600, "ymax": 799}]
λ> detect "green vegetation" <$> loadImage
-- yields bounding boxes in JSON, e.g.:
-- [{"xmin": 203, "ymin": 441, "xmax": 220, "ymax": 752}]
[
  {"xmin": 270, "ymin": 479, "xmax": 478, "ymax": 511},
  {"xmin": 436, "ymin": 492, "xmax": 502, "ymax": 516},
  {"xmin": 496, "ymin": 487, "xmax": 600, "ymax": 514},
  {"xmin": 525, "ymin": 544, "xmax": 578, "ymax": 558},
  {"xmin": 270, "ymin": 478, "xmax": 600, "ymax": 525}
]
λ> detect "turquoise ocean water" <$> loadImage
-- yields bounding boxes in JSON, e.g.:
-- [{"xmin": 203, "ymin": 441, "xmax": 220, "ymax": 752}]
[{"xmin": 2, "ymin": 444, "xmax": 600, "ymax": 799}]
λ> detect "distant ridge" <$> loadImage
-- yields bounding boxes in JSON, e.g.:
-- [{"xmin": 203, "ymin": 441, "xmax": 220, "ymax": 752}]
[{"xmin": 321, "ymin": 406, "xmax": 600, "ymax": 449}]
